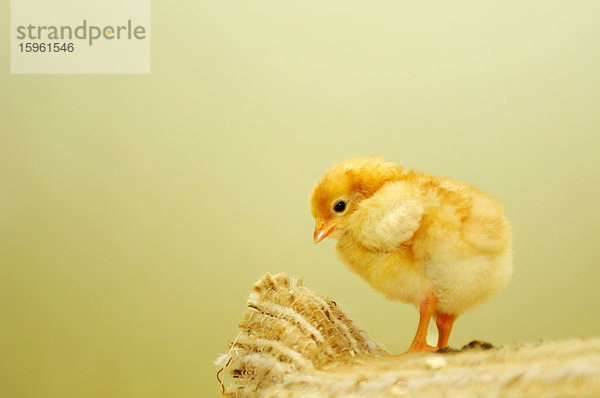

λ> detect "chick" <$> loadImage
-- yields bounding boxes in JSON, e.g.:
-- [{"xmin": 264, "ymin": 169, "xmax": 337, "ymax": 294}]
[{"xmin": 310, "ymin": 156, "xmax": 512, "ymax": 353}]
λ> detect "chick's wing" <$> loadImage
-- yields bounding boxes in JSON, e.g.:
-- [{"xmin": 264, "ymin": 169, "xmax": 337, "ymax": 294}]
[{"xmin": 348, "ymin": 181, "xmax": 423, "ymax": 252}]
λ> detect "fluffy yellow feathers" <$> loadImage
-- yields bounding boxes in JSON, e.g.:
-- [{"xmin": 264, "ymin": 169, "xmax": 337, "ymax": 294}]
[{"xmin": 311, "ymin": 156, "xmax": 512, "ymax": 352}]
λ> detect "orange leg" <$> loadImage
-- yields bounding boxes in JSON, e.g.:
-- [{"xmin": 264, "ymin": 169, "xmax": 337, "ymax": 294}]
[
  {"xmin": 435, "ymin": 311, "xmax": 457, "ymax": 349},
  {"xmin": 407, "ymin": 294, "xmax": 438, "ymax": 353}
]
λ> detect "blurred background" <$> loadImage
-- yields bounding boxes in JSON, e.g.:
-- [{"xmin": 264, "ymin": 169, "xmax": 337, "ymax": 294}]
[{"xmin": 1, "ymin": 1, "xmax": 599, "ymax": 397}]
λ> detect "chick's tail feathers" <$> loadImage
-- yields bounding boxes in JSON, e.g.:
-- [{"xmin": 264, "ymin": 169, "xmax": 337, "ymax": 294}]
[{"xmin": 460, "ymin": 194, "xmax": 511, "ymax": 254}]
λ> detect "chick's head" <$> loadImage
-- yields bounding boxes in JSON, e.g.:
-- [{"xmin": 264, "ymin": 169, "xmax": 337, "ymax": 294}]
[{"xmin": 310, "ymin": 156, "xmax": 403, "ymax": 244}]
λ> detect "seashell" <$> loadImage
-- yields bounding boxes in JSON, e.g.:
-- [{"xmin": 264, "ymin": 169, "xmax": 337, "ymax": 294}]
[{"xmin": 215, "ymin": 272, "xmax": 388, "ymax": 395}]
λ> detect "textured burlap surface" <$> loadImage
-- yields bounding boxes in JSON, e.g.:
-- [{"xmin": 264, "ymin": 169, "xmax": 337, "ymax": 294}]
[{"xmin": 216, "ymin": 273, "xmax": 600, "ymax": 397}]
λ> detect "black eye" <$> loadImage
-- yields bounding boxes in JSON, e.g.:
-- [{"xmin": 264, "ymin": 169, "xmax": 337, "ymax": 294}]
[{"xmin": 334, "ymin": 200, "xmax": 346, "ymax": 212}]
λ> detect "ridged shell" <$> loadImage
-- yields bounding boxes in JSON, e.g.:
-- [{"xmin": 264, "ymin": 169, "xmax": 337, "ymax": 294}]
[{"xmin": 216, "ymin": 272, "xmax": 388, "ymax": 396}]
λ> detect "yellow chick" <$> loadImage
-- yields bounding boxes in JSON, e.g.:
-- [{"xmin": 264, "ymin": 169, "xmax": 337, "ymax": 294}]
[{"xmin": 310, "ymin": 156, "xmax": 512, "ymax": 353}]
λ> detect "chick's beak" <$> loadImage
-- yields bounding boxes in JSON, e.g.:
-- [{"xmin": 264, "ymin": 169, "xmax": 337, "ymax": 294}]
[{"xmin": 313, "ymin": 220, "xmax": 337, "ymax": 244}]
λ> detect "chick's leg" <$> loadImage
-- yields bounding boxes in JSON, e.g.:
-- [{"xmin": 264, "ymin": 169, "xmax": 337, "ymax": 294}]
[
  {"xmin": 435, "ymin": 311, "xmax": 456, "ymax": 349},
  {"xmin": 407, "ymin": 294, "xmax": 438, "ymax": 353}
]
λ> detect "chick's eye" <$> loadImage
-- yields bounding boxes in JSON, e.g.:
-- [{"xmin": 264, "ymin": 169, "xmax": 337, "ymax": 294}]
[{"xmin": 334, "ymin": 200, "xmax": 346, "ymax": 213}]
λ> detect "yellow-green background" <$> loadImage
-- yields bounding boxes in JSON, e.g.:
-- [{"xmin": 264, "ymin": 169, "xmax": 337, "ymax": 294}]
[{"xmin": 2, "ymin": 1, "xmax": 600, "ymax": 397}]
